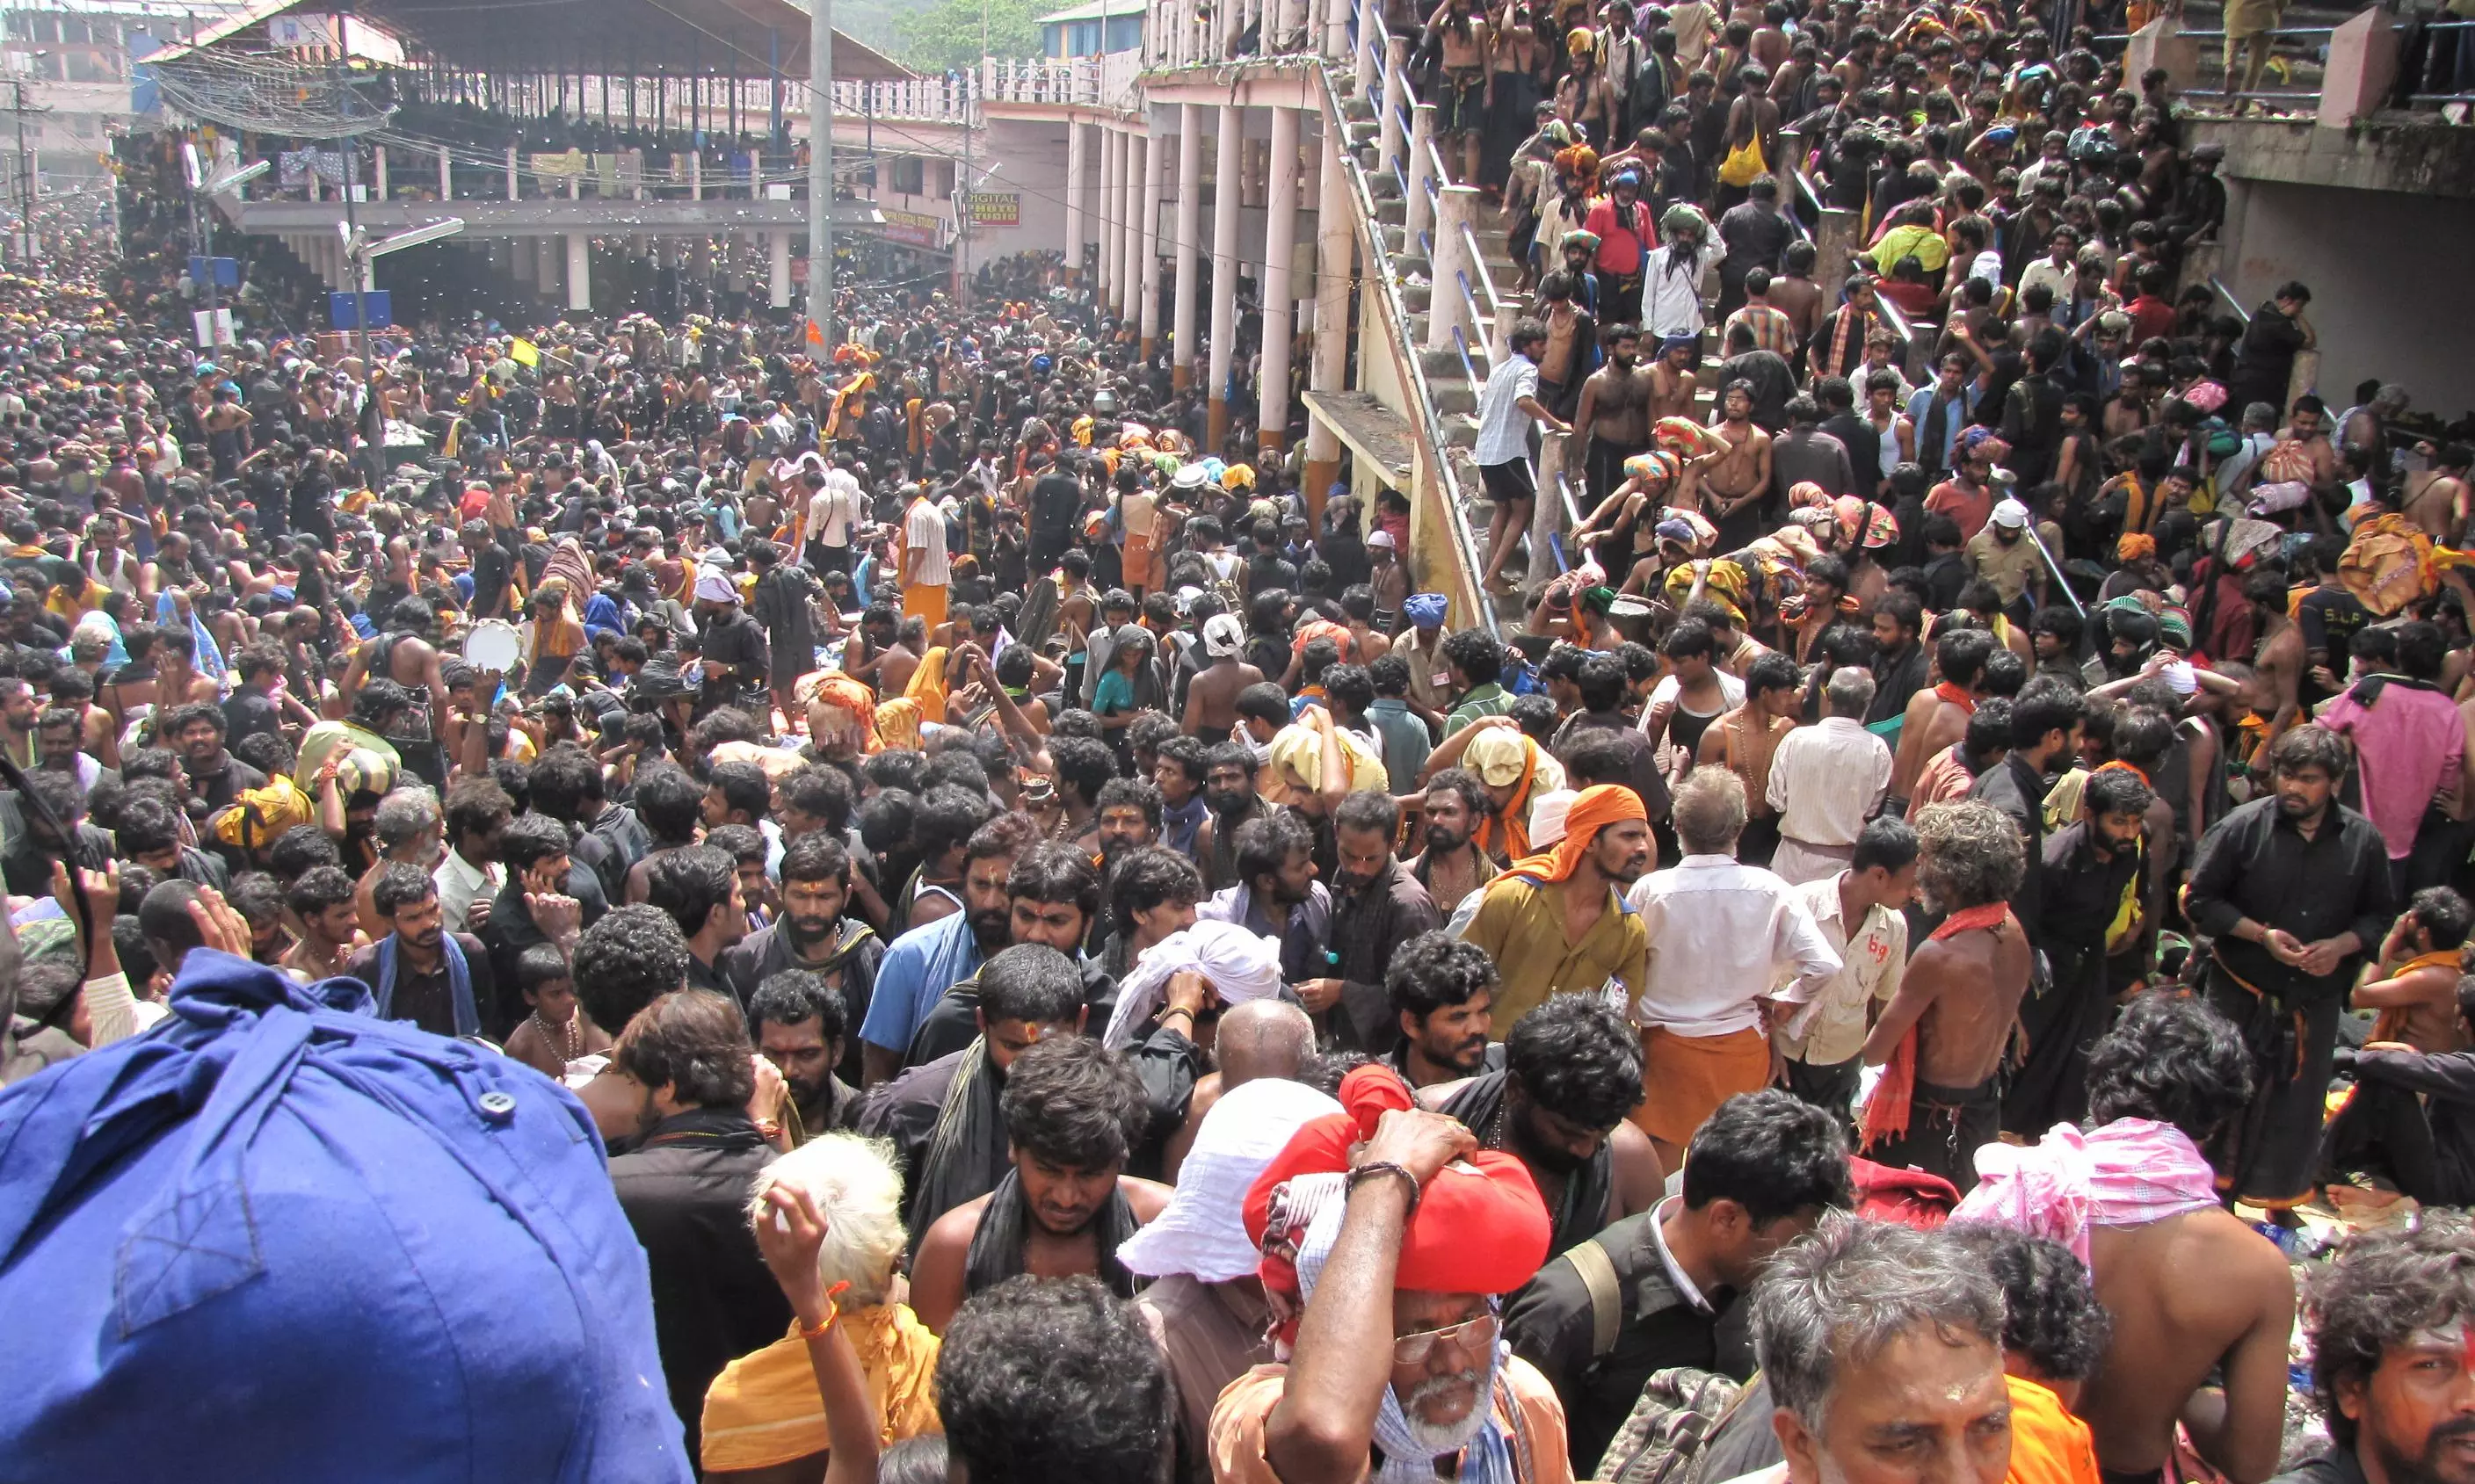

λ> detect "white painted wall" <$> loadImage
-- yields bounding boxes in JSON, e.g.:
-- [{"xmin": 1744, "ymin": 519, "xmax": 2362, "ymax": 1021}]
[{"xmin": 2219, "ymin": 177, "xmax": 2475, "ymax": 420}]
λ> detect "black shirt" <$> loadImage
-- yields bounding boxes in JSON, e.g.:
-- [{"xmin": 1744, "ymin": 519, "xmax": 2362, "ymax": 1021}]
[
  {"xmin": 185, "ymin": 754, "xmax": 269, "ymax": 814},
  {"xmin": 468, "ymin": 539, "xmax": 514, "ymax": 619},
  {"xmin": 1970, "ymin": 753, "xmax": 2050, "ymax": 945},
  {"xmin": 221, "ymin": 688, "xmax": 283, "ymax": 754},
  {"xmin": 344, "ymin": 932, "xmax": 496, "ymax": 1039},
  {"xmin": 2187, "ymin": 794, "xmax": 2396, "ymax": 1004},
  {"xmin": 1720, "ymin": 350, "xmax": 1797, "ymax": 432},
  {"xmin": 1503, "ymin": 1205, "xmax": 1737, "ymax": 1473},
  {"xmin": 2040, "ymin": 819, "xmax": 2142, "ymax": 952},
  {"xmin": 1029, "ymin": 472, "xmax": 1083, "ymax": 554},
  {"xmin": 1869, "ymin": 641, "xmax": 1930, "ymax": 727}
]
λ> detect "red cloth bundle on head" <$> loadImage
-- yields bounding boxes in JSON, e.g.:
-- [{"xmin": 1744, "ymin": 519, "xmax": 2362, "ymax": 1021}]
[{"xmin": 1244, "ymin": 1067, "xmax": 1550, "ymax": 1328}]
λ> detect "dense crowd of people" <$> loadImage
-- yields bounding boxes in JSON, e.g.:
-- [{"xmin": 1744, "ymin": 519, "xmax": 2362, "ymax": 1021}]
[{"xmin": 4, "ymin": 0, "xmax": 2475, "ymax": 1480}]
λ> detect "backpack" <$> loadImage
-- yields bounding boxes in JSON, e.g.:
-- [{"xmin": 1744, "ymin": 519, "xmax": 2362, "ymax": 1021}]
[{"xmin": 1593, "ymin": 1365, "xmax": 1753, "ymax": 1484}]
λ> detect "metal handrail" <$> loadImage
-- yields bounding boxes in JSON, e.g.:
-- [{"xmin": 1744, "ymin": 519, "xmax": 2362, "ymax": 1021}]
[
  {"xmin": 2208, "ymin": 274, "xmax": 2252, "ymax": 326},
  {"xmin": 1873, "ymin": 278, "xmax": 1915, "ymax": 348},
  {"xmin": 1455, "ymin": 268, "xmax": 1486, "ymax": 357},
  {"xmin": 1450, "ymin": 322, "xmax": 1482, "ymax": 387},
  {"xmin": 1461, "ymin": 221, "xmax": 1502, "ymax": 324},
  {"xmin": 1557, "ymin": 469, "xmax": 1588, "ymax": 532},
  {"xmin": 1313, "ymin": 56, "xmax": 1501, "ymax": 637}
]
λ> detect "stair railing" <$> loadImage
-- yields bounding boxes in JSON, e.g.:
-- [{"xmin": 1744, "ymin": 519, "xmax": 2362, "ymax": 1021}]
[{"xmin": 1316, "ymin": 33, "xmax": 1499, "ymax": 636}]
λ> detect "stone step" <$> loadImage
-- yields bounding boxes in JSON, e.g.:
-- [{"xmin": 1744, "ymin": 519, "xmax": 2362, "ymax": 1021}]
[{"xmin": 1373, "ymin": 195, "xmax": 1405, "ymax": 227}]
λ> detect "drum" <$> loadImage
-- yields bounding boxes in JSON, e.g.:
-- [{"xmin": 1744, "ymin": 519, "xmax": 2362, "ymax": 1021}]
[{"xmin": 463, "ymin": 619, "xmax": 521, "ymax": 672}]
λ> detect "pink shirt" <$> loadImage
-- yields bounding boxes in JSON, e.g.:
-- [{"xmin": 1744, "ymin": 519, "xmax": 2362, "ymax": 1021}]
[{"xmin": 2323, "ymin": 681, "xmax": 2464, "ymax": 859}]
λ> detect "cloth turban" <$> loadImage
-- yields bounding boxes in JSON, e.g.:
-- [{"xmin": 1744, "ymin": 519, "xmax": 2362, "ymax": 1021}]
[
  {"xmin": 1203, "ymin": 612, "xmax": 1246, "ymax": 658},
  {"xmin": 1120, "ymin": 1079, "xmax": 1344, "ymax": 1282},
  {"xmin": 1102, "ymin": 919, "xmax": 1286, "ymax": 1050},
  {"xmin": 1245, "ymin": 1066, "xmax": 1550, "ymax": 1304}
]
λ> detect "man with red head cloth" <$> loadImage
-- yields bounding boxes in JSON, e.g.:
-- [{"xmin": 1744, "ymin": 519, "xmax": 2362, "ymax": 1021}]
[{"xmin": 1210, "ymin": 1067, "xmax": 1572, "ymax": 1484}]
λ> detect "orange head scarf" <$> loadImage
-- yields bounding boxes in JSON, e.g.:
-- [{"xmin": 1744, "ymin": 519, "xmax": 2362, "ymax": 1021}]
[{"xmin": 1502, "ymin": 785, "xmax": 1650, "ymax": 884}]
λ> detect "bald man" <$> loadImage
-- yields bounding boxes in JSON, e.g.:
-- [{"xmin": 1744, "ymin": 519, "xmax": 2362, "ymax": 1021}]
[{"xmin": 1158, "ymin": 999, "xmax": 1314, "ymax": 1180}]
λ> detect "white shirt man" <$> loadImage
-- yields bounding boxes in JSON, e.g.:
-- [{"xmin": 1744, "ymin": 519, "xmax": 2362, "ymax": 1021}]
[
  {"xmin": 1773, "ymin": 867, "xmax": 1906, "ymax": 1116},
  {"xmin": 809, "ymin": 465, "xmax": 860, "ymax": 552},
  {"xmin": 1625, "ymin": 802, "xmax": 1841, "ymax": 1162},
  {"xmin": 432, "ymin": 848, "xmax": 502, "ymax": 937},
  {"xmin": 1765, "ymin": 671, "xmax": 1895, "ymax": 885},
  {"xmin": 902, "ymin": 489, "xmax": 951, "ymax": 604},
  {"xmin": 1629, "ymin": 858, "xmax": 1841, "ymax": 1038}
]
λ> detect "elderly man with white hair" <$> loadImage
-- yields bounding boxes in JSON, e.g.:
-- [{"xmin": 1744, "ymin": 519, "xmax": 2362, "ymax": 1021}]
[
  {"xmin": 702, "ymin": 1131, "xmax": 944, "ymax": 1480},
  {"xmin": 1132, "ymin": 1077, "xmax": 1345, "ymax": 1484}
]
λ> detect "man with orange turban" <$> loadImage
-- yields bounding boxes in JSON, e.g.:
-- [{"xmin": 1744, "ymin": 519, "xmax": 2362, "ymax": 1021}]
[
  {"xmin": 1458, "ymin": 784, "xmax": 1654, "ymax": 1031},
  {"xmin": 1211, "ymin": 1066, "xmax": 1571, "ymax": 1484}
]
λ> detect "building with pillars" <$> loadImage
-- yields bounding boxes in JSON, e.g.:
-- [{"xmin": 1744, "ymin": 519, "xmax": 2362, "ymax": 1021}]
[{"xmin": 155, "ymin": 0, "xmax": 1524, "ymax": 629}]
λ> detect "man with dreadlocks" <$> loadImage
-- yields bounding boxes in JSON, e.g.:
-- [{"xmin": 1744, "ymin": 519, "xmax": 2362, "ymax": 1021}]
[{"xmin": 1856, "ymin": 800, "xmax": 2030, "ymax": 1192}]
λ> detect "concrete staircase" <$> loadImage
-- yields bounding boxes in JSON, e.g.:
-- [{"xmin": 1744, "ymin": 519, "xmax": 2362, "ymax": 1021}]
[{"xmin": 1339, "ymin": 98, "xmax": 1536, "ymax": 606}]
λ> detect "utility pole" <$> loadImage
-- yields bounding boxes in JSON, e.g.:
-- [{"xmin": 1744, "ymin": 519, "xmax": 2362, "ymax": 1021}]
[
  {"xmin": 957, "ymin": 0, "xmax": 989, "ymax": 314},
  {"xmin": 805, "ymin": 0, "xmax": 831, "ymax": 345},
  {"xmin": 3, "ymin": 76, "xmax": 45, "ymax": 275}
]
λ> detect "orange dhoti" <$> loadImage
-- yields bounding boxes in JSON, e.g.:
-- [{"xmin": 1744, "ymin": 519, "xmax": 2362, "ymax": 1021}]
[
  {"xmin": 1121, "ymin": 534, "xmax": 1161, "ymax": 596},
  {"xmin": 903, "ymin": 581, "xmax": 948, "ymax": 631},
  {"xmin": 1632, "ymin": 1024, "xmax": 1772, "ymax": 1147}
]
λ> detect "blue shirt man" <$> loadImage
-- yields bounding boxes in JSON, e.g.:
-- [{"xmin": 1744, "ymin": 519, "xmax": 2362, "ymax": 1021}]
[{"xmin": 856, "ymin": 908, "xmax": 988, "ymax": 1064}]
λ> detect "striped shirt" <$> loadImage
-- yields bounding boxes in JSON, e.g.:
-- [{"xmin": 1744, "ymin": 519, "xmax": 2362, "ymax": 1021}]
[{"xmin": 1723, "ymin": 302, "xmax": 1798, "ymax": 358}]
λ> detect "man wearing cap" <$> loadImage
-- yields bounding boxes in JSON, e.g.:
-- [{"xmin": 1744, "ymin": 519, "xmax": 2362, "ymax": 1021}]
[
  {"xmin": 1211, "ymin": 1068, "xmax": 1569, "ymax": 1484},
  {"xmin": 1459, "ymin": 783, "xmax": 1654, "ymax": 1032},
  {"xmin": 1967, "ymin": 497, "xmax": 2050, "ymax": 627},
  {"xmin": 1132, "ymin": 1077, "xmax": 1344, "ymax": 1484}
]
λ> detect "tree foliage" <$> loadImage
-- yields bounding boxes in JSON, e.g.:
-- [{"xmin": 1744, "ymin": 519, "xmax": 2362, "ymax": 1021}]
[{"xmin": 891, "ymin": 0, "xmax": 1047, "ymax": 74}]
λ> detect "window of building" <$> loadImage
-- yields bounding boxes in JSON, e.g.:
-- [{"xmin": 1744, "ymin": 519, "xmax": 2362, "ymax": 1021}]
[{"xmin": 889, "ymin": 156, "xmax": 923, "ymax": 194}]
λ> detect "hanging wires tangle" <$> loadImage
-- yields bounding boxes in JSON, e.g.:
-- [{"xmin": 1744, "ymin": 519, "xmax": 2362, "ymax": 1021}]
[{"xmin": 150, "ymin": 48, "xmax": 396, "ymax": 137}]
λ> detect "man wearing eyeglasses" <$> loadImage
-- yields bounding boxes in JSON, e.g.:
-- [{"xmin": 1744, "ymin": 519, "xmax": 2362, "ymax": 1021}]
[{"xmin": 1211, "ymin": 1069, "xmax": 1569, "ymax": 1484}]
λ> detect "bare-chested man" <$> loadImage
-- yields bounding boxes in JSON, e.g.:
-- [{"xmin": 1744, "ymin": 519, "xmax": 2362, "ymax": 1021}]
[
  {"xmin": 2402, "ymin": 443, "xmax": 2472, "ymax": 544},
  {"xmin": 2276, "ymin": 396, "xmax": 2343, "ymax": 517},
  {"xmin": 1858, "ymin": 800, "xmax": 2031, "ymax": 1192},
  {"xmin": 1888, "ymin": 627, "xmax": 1995, "ymax": 812},
  {"xmin": 1689, "ymin": 380, "xmax": 1774, "ymax": 553},
  {"xmin": 2351, "ymin": 894, "xmax": 2475, "ymax": 1054},
  {"xmin": 1183, "ymin": 613, "xmax": 1266, "ymax": 737},
  {"xmin": 2247, "ymin": 568, "xmax": 2305, "ymax": 749},
  {"xmin": 1402, "ymin": 768, "xmax": 1499, "ymax": 916},
  {"xmin": 1428, "ymin": 0, "xmax": 1492, "ymax": 179},
  {"xmin": 2062, "ymin": 995, "xmax": 2297, "ymax": 1484},
  {"xmin": 1568, "ymin": 323, "xmax": 1656, "ymax": 506},
  {"xmin": 342, "ymin": 595, "xmax": 453, "ymax": 741},
  {"xmin": 1646, "ymin": 336, "xmax": 1700, "ymax": 422}
]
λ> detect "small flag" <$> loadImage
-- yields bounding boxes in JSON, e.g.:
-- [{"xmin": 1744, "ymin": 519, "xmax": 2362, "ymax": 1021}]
[
  {"xmin": 804, "ymin": 318, "xmax": 825, "ymax": 346},
  {"xmin": 508, "ymin": 337, "xmax": 540, "ymax": 367}
]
